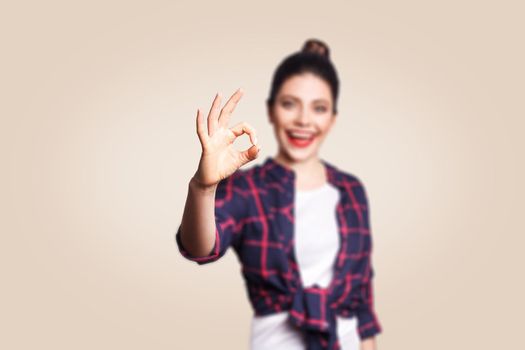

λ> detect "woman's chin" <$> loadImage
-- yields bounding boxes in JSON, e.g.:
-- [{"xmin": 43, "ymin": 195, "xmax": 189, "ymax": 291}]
[{"xmin": 281, "ymin": 145, "xmax": 318, "ymax": 162}]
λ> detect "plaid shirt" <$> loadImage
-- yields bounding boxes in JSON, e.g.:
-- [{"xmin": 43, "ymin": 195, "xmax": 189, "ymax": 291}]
[{"xmin": 176, "ymin": 156, "xmax": 383, "ymax": 349}]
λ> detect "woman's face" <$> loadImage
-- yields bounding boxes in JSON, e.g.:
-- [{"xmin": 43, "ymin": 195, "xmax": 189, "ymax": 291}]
[{"xmin": 268, "ymin": 72, "xmax": 336, "ymax": 163}]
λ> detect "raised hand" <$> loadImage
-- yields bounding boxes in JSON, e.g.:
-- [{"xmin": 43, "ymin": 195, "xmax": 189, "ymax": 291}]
[{"xmin": 192, "ymin": 88, "xmax": 260, "ymax": 189}]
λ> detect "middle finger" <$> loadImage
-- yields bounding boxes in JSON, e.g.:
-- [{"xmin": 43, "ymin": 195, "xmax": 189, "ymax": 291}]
[
  {"xmin": 207, "ymin": 92, "xmax": 222, "ymax": 136},
  {"xmin": 218, "ymin": 88, "xmax": 244, "ymax": 127}
]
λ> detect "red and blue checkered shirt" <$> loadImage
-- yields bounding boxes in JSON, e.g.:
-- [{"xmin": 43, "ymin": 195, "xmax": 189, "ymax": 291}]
[{"xmin": 176, "ymin": 156, "xmax": 383, "ymax": 349}]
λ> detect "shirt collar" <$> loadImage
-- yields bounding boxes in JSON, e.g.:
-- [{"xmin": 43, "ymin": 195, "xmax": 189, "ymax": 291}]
[{"xmin": 261, "ymin": 156, "xmax": 344, "ymax": 187}]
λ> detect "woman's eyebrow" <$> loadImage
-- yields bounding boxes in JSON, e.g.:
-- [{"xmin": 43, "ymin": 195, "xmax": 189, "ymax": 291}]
[
  {"xmin": 278, "ymin": 94, "xmax": 300, "ymax": 101},
  {"xmin": 279, "ymin": 94, "xmax": 329, "ymax": 104}
]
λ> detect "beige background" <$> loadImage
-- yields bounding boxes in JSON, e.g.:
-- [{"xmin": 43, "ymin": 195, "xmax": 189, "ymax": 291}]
[{"xmin": 1, "ymin": 0, "xmax": 524, "ymax": 349}]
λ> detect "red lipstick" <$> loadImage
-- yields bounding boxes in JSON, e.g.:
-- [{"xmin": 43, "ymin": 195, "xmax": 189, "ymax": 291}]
[{"xmin": 286, "ymin": 131, "xmax": 316, "ymax": 148}]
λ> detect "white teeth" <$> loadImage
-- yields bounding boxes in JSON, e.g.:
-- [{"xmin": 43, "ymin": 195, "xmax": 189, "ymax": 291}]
[{"xmin": 288, "ymin": 131, "xmax": 314, "ymax": 139}]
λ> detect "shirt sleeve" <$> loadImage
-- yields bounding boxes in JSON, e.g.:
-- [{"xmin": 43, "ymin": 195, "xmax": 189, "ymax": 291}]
[
  {"xmin": 356, "ymin": 265, "xmax": 383, "ymax": 339},
  {"xmin": 175, "ymin": 171, "xmax": 248, "ymax": 265},
  {"xmin": 353, "ymin": 178, "xmax": 383, "ymax": 340}
]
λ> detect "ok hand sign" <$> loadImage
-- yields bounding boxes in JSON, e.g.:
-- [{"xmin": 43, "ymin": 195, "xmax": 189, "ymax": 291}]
[{"xmin": 193, "ymin": 88, "xmax": 260, "ymax": 189}]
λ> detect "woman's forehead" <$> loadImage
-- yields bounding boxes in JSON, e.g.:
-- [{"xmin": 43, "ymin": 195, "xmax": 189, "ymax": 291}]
[{"xmin": 277, "ymin": 74, "xmax": 332, "ymax": 102}]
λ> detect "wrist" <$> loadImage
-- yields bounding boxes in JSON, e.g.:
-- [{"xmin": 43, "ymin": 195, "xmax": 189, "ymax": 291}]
[{"xmin": 189, "ymin": 176, "xmax": 218, "ymax": 194}]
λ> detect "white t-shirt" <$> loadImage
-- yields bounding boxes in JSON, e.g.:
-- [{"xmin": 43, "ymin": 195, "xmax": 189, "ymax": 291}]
[{"xmin": 250, "ymin": 182, "xmax": 360, "ymax": 350}]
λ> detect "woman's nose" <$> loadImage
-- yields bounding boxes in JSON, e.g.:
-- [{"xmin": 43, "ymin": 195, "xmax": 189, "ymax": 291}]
[{"xmin": 295, "ymin": 110, "xmax": 311, "ymax": 126}]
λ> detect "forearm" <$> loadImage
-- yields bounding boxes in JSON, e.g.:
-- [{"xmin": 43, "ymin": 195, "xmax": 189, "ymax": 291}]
[
  {"xmin": 179, "ymin": 176, "xmax": 218, "ymax": 257},
  {"xmin": 360, "ymin": 337, "xmax": 376, "ymax": 350}
]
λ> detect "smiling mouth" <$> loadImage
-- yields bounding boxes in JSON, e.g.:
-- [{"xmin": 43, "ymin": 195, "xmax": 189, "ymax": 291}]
[{"xmin": 286, "ymin": 130, "xmax": 317, "ymax": 148}]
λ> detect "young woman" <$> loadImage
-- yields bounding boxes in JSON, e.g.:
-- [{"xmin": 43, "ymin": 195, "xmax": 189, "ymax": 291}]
[{"xmin": 176, "ymin": 39, "xmax": 382, "ymax": 350}]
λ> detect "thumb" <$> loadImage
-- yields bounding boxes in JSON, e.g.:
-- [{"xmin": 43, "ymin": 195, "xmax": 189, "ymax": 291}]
[{"xmin": 239, "ymin": 144, "xmax": 261, "ymax": 166}]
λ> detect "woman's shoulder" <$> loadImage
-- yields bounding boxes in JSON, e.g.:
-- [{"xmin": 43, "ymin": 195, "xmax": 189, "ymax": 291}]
[
  {"xmin": 323, "ymin": 159, "xmax": 366, "ymax": 186},
  {"xmin": 323, "ymin": 159, "xmax": 370, "ymax": 203}
]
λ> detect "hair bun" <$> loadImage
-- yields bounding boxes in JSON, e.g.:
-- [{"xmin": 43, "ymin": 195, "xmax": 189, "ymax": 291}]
[{"xmin": 301, "ymin": 38, "xmax": 330, "ymax": 59}]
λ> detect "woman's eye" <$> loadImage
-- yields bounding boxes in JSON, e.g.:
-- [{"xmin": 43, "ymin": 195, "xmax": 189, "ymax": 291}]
[
  {"xmin": 315, "ymin": 106, "xmax": 327, "ymax": 113},
  {"xmin": 281, "ymin": 101, "xmax": 294, "ymax": 108}
]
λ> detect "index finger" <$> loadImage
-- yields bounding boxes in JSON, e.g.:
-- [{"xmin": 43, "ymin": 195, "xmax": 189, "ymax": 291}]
[
  {"xmin": 230, "ymin": 121, "xmax": 258, "ymax": 146},
  {"xmin": 218, "ymin": 88, "xmax": 243, "ymax": 127}
]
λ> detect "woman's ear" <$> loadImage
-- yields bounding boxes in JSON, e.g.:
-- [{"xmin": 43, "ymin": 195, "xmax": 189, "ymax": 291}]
[
  {"xmin": 327, "ymin": 113, "xmax": 337, "ymax": 131},
  {"xmin": 267, "ymin": 104, "xmax": 274, "ymax": 124}
]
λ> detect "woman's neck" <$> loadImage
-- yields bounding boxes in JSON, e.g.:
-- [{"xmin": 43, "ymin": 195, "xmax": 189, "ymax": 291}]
[{"xmin": 273, "ymin": 153, "xmax": 327, "ymax": 190}]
